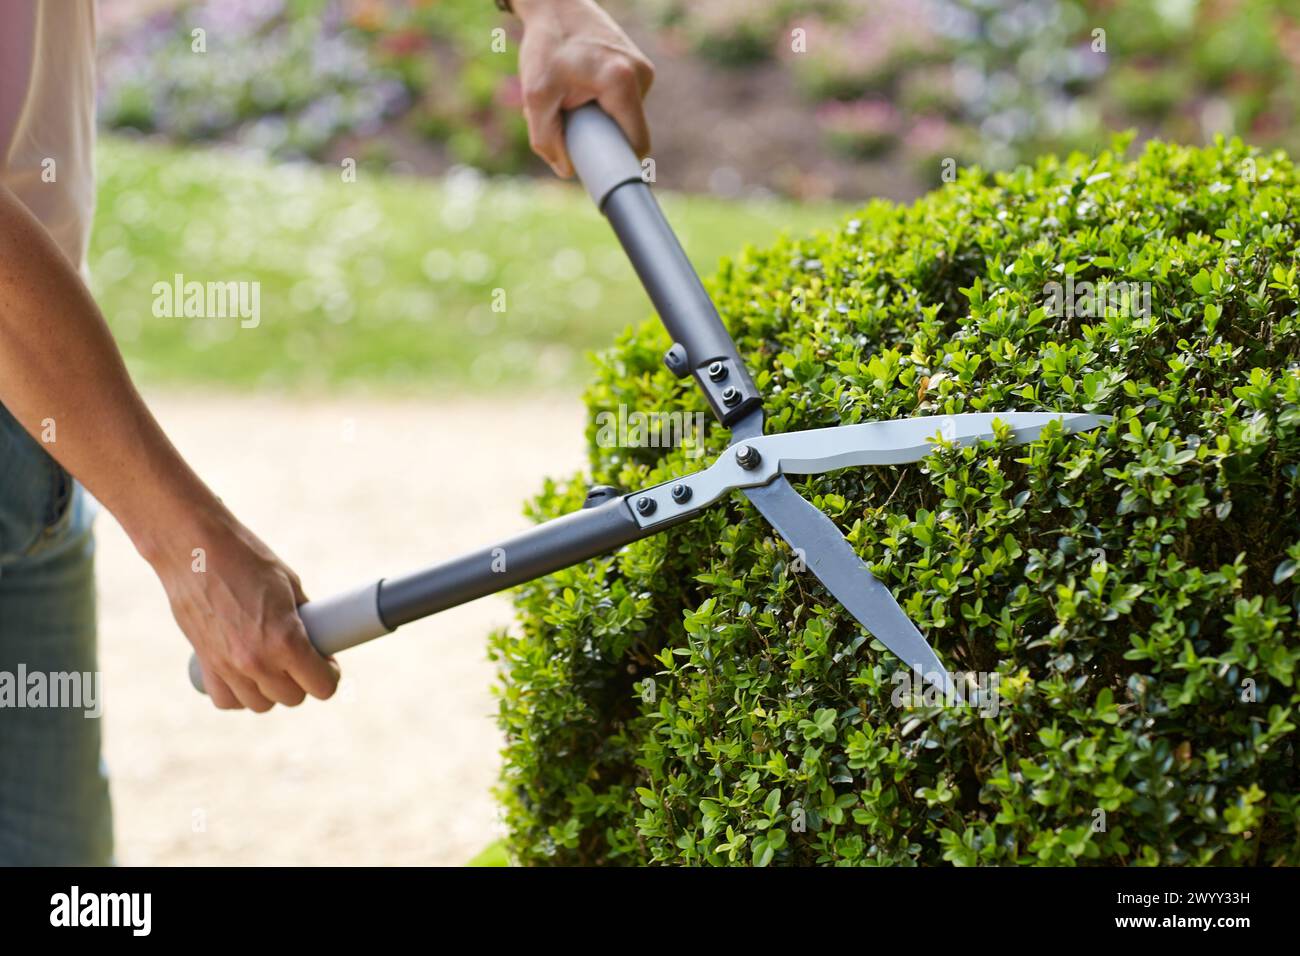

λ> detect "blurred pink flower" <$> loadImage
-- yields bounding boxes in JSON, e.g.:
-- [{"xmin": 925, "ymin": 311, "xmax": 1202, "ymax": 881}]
[
  {"xmin": 817, "ymin": 98, "xmax": 901, "ymax": 135},
  {"xmin": 377, "ymin": 28, "xmax": 429, "ymax": 57},
  {"xmin": 816, "ymin": 98, "xmax": 902, "ymax": 157},
  {"xmin": 903, "ymin": 116, "xmax": 956, "ymax": 156}
]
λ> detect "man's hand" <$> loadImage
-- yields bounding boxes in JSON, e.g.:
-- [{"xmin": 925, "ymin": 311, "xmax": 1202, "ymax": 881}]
[
  {"xmin": 514, "ymin": 0, "xmax": 655, "ymax": 177},
  {"xmin": 143, "ymin": 502, "xmax": 340, "ymax": 711}
]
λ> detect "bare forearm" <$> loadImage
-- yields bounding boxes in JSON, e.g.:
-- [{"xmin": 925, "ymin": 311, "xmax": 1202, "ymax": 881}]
[
  {"xmin": 0, "ymin": 184, "xmax": 220, "ymax": 561},
  {"xmin": 0, "ymin": 184, "xmax": 336, "ymax": 709},
  {"xmin": 512, "ymin": 0, "xmax": 578, "ymax": 18}
]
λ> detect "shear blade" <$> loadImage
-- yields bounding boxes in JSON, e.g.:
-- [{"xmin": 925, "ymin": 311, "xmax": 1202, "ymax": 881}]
[
  {"xmin": 743, "ymin": 477, "xmax": 957, "ymax": 698},
  {"xmin": 769, "ymin": 411, "xmax": 1109, "ymax": 475}
]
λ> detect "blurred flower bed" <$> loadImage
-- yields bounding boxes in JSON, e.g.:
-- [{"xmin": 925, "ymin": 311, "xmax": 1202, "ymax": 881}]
[
  {"xmin": 650, "ymin": 0, "xmax": 1299, "ymax": 184},
  {"xmin": 98, "ymin": 0, "xmax": 1300, "ymax": 197},
  {"xmin": 98, "ymin": 0, "xmax": 531, "ymax": 173}
]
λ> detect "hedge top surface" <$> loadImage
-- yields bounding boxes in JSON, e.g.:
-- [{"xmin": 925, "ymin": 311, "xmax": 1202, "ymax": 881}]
[{"xmin": 493, "ymin": 135, "xmax": 1300, "ymax": 866}]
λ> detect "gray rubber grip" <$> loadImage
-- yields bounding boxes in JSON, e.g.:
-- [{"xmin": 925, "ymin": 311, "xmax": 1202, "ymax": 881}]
[
  {"xmin": 564, "ymin": 103, "xmax": 644, "ymax": 208},
  {"xmin": 188, "ymin": 579, "xmax": 390, "ymax": 694}
]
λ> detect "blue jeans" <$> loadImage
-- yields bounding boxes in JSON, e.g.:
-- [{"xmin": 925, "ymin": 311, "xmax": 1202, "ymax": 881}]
[{"xmin": 0, "ymin": 402, "xmax": 113, "ymax": 865}]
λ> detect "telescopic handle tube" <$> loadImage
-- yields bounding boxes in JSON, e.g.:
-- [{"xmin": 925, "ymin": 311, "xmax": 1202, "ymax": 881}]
[
  {"xmin": 188, "ymin": 494, "xmax": 655, "ymax": 693},
  {"xmin": 375, "ymin": 492, "xmax": 648, "ymax": 627},
  {"xmin": 563, "ymin": 104, "xmax": 761, "ymax": 425}
]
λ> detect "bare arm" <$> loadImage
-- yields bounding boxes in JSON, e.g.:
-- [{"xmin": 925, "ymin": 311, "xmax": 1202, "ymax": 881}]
[{"xmin": 0, "ymin": 184, "xmax": 337, "ymax": 710}]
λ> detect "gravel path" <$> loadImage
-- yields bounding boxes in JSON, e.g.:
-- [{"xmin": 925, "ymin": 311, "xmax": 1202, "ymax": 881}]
[{"xmin": 96, "ymin": 390, "xmax": 586, "ymax": 865}]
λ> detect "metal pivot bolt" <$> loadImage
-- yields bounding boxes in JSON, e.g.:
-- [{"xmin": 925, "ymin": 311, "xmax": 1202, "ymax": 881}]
[
  {"xmin": 583, "ymin": 485, "xmax": 622, "ymax": 509},
  {"xmin": 707, "ymin": 360, "xmax": 728, "ymax": 382},
  {"xmin": 671, "ymin": 483, "xmax": 692, "ymax": 503},
  {"xmin": 735, "ymin": 445, "xmax": 761, "ymax": 470},
  {"xmin": 721, "ymin": 386, "xmax": 741, "ymax": 407},
  {"xmin": 635, "ymin": 496, "xmax": 657, "ymax": 516},
  {"xmin": 663, "ymin": 343, "xmax": 689, "ymax": 378}
]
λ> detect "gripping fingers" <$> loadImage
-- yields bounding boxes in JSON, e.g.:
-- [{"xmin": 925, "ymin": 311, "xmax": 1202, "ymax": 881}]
[
  {"xmin": 199, "ymin": 664, "xmax": 243, "ymax": 710},
  {"xmin": 523, "ymin": 82, "xmax": 568, "ymax": 177},
  {"xmin": 253, "ymin": 667, "xmax": 308, "ymax": 708},
  {"xmin": 220, "ymin": 670, "xmax": 276, "ymax": 713},
  {"xmin": 244, "ymin": 625, "xmax": 326, "ymax": 706},
  {"xmin": 285, "ymin": 634, "xmax": 341, "ymax": 701},
  {"xmin": 596, "ymin": 68, "xmax": 652, "ymax": 157}
]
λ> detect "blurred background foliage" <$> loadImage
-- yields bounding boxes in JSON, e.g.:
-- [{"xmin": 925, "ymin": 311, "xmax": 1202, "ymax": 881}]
[
  {"xmin": 90, "ymin": 0, "xmax": 1300, "ymax": 390},
  {"xmin": 98, "ymin": 0, "xmax": 1300, "ymax": 196}
]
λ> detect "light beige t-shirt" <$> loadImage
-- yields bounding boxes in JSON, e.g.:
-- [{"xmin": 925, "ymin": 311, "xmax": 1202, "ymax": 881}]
[{"xmin": 0, "ymin": 0, "xmax": 97, "ymax": 271}]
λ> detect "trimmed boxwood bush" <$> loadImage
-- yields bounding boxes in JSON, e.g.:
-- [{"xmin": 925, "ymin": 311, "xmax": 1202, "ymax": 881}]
[{"xmin": 491, "ymin": 135, "xmax": 1300, "ymax": 866}]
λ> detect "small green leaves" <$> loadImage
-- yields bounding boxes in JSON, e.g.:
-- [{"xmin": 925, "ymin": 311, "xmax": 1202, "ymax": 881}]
[
  {"xmin": 494, "ymin": 136, "xmax": 1300, "ymax": 868},
  {"xmin": 798, "ymin": 708, "xmax": 840, "ymax": 743}
]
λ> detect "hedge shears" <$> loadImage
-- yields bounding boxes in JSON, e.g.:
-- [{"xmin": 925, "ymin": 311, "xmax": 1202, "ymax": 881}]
[{"xmin": 188, "ymin": 105, "xmax": 1106, "ymax": 695}]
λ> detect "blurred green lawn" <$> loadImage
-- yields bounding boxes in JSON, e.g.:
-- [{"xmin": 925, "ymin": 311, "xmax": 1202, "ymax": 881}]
[{"xmin": 90, "ymin": 136, "xmax": 847, "ymax": 393}]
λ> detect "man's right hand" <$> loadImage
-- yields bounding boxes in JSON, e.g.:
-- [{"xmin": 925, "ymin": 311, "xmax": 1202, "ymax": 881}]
[
  {"xmin": 514, "ymin": 0, "xmax": 655, "ymax": 178},
  {"xmin": 145, "ymin": 503, "xmax": 340, "ymax": 711}
]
